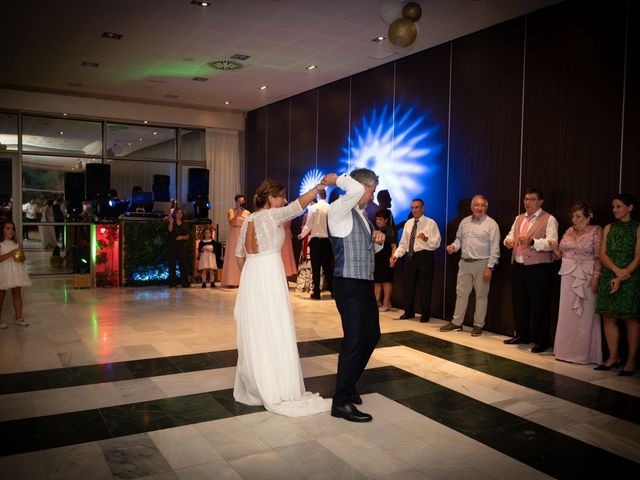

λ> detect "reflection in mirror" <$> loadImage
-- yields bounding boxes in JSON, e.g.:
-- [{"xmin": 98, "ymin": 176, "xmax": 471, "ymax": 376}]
[
  {"xmin": 0, "ymin": 157, "xmax": 12, "ymax": 223},
  {"xmin": 22, "ymin": 116, "xmax": 102, "ymax": 155},
  {"xmin": 21, "ymin": 155, "xmax": 101, "ymax": 273},
  {"xmin": 107, "ymin": 123, "xmax": 176, "ymax": 160},
  {"xmin": 180, "ymin": 129, "xmax": 204, "ymax": 161},
  {"xmin": 0, "ymin": 113, "xmax": 18, "ymax": 151}
]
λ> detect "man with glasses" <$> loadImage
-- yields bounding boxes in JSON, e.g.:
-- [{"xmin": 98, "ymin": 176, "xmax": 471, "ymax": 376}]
[{"xmin": 503, "ymin": 188, "xmax": 558, "ymax": 353}]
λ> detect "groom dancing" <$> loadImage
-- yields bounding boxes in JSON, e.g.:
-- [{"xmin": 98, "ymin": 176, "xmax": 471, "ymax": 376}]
[{"xmin": 326, "ymin": 169, "xmax": 385, "ymax": 422}]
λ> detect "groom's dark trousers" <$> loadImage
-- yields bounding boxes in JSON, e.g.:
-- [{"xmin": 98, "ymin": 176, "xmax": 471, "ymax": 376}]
[{"xmin": 332, "ymin": 276, "xmax": 381, "ymax": 407}]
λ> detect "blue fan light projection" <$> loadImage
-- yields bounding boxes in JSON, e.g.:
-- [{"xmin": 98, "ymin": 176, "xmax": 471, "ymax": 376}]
[
  {"xmin": 298, "ymin": 168, "xmax": 325, "ymax": 196},
  {"xmin": 296, "ymin": 103, "xmax": 441, "ymax": 223},
  {"xmin": 340, "ymin": 103, "xmax": 441, "ymax": 221}
]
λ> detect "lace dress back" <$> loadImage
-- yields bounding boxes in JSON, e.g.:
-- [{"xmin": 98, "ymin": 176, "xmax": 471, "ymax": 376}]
[{"xmin": 232, "ymin": 199, "xmax": 330, "ymax": 416}]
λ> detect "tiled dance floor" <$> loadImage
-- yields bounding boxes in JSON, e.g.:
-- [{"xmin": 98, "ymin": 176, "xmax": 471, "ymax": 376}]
[{"xmin": 0, "ymin": 280, "xmax": 638, "ymax": 479}]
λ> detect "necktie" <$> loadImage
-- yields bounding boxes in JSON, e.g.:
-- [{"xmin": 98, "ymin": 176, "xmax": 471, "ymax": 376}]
[
  {"xmin": 515, "ymin": 216, "xmax": 532, "ymax": 257},
  {"xmin": 408, "ymin": 220, "xmax": 418, "ymax": 257}
]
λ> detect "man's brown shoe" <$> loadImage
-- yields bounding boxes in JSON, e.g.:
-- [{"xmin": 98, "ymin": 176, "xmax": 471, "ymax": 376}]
[
  {"xmin": 439, "ymin": 322, "xmax": 462, "ymax": 332},
  {"xmin": 471, "ymin": 326, "xmax": 483, "ymax": 336}
]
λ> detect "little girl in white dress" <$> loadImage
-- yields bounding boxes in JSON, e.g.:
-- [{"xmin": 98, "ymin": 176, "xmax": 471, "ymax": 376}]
[{"xmin": 0, "ymin": 221, "xmax": 32, "ymax": 329}]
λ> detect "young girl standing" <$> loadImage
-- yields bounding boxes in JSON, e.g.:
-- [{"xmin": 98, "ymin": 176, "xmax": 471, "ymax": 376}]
[
  {"xmin": 197, "ymin": 226, "xmax": 218, "ymax": 288},
  {"xmin": 0, "ymin": 221, "xmax": 32, "ymax": 329}
]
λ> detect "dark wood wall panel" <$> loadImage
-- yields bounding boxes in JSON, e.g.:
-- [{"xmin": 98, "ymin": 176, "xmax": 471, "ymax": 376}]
[
  {"xmin": 245, "ymin": 109, "xmax": 266, "ymax": 209},
  {"xmin": 523, "ymin": 0, "xmax": 626, "ymax": 227},
  {"xmin": 289, "ymin": 90, "xmax": 319, "ymax": 258},
  {"xmin": 448, "ymin": 18, "xmax": 525, "ymax": 334},
  {"xmin": 318, "ymin": 78, "xmax": 351, "ymax": 173},
  {"xmin": 265, "ymin": 99, "xmax": 291, "ymax": 196},
  {"xmin": 395, "ymin": 44, "xmax": 451, "ymax": 319},
  {"xmin": 622, "ymin": 0, "xmax": 640, "ymax": 196}
]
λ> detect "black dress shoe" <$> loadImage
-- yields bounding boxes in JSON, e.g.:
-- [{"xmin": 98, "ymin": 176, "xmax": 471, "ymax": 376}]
[
  {"xmin": 418, "ymin": 316, "xmax": 429, "ymax": 323},
  {"xmin": 618, "ymin": 369, "xmax": 635, "ymax": 376},
  {"xmin": 594, "ymin": 359, "xmax": 620, "ymax": 371},
  {"xmin": 503, "ymin": 336, "xmax": 530, "ymax": 345},
  {"xmin": 531, "ymin": 344, "xmax": 549, "ymax": 353},
  {"xmin": 331, "ymin": 402, "xmax": 372, "ymax": 422},
  {"xmin": 350, "ymin": 393, "xmax": 362, "ymax": 405},
  {"xmin": 310, "ymin": 293, "xmax": 321, "ymax": 300},
  {"xmin": 398, "ymin": 313, "xmax": 415, "ymax": 320}
]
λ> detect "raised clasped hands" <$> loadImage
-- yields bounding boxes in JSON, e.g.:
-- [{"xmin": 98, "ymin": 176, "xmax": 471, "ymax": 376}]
[{"xmin": 322, "ymin": 173, "xmax": 338, "ymax": 186}]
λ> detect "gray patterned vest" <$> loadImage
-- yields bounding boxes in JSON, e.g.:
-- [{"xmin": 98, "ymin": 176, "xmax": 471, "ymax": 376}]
[{"xmin": 329, "ymin": 209, "xmax": 375, "ymax": 280}]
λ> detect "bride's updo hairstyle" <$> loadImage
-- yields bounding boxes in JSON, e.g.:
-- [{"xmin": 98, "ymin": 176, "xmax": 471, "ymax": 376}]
[{"xmin": 253, "ymin": 179, "xmax": 285, "ymax": 209}]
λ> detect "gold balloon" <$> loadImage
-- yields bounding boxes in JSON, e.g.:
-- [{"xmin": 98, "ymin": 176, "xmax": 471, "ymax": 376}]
[
  {"xmin": 402, "ymin": 2, "xmax": 422, "ymax": 22},
  {"xmin": 388, "ymin": 18, "xmax": 417, "ymax": 47}
]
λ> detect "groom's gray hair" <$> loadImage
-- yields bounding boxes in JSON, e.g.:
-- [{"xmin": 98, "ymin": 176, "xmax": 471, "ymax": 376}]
[{"xmin": 350, "ymin": 168, "xmax": 379, "ymax": 187}]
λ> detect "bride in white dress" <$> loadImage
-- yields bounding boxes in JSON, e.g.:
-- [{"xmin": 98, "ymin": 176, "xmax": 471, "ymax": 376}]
[{"xmin": 233, "ymin": 178, "xmax": 332, "ymax": 417}]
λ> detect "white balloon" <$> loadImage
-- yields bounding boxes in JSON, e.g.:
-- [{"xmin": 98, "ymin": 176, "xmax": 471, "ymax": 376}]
[{"xmin": 380, "ymin": 0, "xmax": 405, "ymax": 25}]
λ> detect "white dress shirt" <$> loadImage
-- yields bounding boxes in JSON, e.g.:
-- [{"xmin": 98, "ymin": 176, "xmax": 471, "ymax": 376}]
[
  {"xmin": 327, "ymin": 174, "xmax": 382, "ymax": 253},
  {"xmin": 299, "ymin": 199, "xmax": 329, "ymax": 238},
  {"xmin": 394, "ymin": 215, "xmax": 441, "ymax": 258}
]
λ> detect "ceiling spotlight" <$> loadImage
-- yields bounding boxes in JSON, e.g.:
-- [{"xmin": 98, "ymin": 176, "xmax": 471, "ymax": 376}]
[
  {"xmin": 224, "ymin": 101, "xmax": 230, "ymax": 105},
  {"xmin": 138, "ymin": 138, "xmax": 143, "ymax": 141},
  {"xmin": 190, "ymin": 0, "xmax": 209, "ymax": 6},
  {"xmin": 143, "ymin": 120, "xmax": 148, "ymax": 124},
  {"xmin": 306, "ymin": 65, "xmax": 317, "ymax": 70},
  {"xmin": 372, "ymin": 36, "xmax": 386, "ymax": 42},
  {"xmin": 153, "ymin": 131, "xmax": 158, "ymax": 135},
  {"xmin": 259, "ymin": 85, "xmax": 268, "ymax": 90},
  {"xmin": 62, "ymin": 113, "xmax": 68, "ymax": 116},
  {"xmin": 59, "ymin": 131, "xmax": 64, "ymax": 135},
  {"xmin": 102, "ymin": 32, "xmax": 123, "ymax": 40}
]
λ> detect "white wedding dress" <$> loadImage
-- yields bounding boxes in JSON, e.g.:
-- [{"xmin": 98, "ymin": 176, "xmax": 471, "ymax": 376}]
[{"xmin": 233, "ymin": 199, "xmax": 330, "ymax": 416}]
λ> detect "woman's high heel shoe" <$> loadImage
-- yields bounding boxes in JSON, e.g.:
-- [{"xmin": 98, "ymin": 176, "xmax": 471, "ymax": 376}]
[{"xmin": 594, "ymin": 360, "xmax": 621, "ymax": 371}]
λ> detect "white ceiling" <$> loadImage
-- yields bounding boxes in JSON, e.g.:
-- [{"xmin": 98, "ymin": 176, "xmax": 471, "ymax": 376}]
[{"xmin": 2, "ymin": 0, "xmax": 558, "ymax": 113}]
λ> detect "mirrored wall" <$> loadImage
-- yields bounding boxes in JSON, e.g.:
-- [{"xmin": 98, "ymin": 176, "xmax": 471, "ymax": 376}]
[{"xmin": 2, "ymin": 110, "xmax": 205, "ymax": 275}]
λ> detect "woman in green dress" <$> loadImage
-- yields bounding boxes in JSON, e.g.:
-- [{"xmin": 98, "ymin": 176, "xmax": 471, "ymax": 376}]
[{"xmin": 595, "ymin": 194, "xmax": 640, "ymax": 376}]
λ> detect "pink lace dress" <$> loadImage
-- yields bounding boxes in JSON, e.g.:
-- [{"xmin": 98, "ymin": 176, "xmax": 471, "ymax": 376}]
[{"xmin": 553, "ymin": 225, "xmax": 602, "ymax": 364}]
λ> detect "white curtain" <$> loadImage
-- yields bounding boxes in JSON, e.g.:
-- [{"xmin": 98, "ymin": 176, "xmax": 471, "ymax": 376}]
[{"xmin": 206, "ymin": 128, "xmax": 241, "ymax": 242}]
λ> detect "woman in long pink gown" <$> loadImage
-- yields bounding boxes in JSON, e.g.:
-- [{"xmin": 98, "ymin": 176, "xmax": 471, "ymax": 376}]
[
  {"xmin": 550, "ymin": 202, "xmax": 602, "ymax": 365},
  {"xmin": 221, "ymin": 194, "xmax": 250, "ymax": 287}
]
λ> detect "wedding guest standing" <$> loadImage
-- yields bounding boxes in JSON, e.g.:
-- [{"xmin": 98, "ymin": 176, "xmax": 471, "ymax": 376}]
[
  {"xmin": 595, "ymin": 194, "xmax": 640, "ymax": 376},
  {"xmin": 503, "ymin": 188, "xmax": 558, "ymax": 353},
  {"xmin": 550, "ymin": 202, "xmax": 602, "ymax": 365},
  {"xmin": 221, "ymin": 194, "xmax": 250, "ymax": 287}
]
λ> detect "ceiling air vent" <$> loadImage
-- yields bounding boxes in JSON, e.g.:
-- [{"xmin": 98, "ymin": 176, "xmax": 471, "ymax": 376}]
[{"xmin": 207, "ymin": 60, "xmax": 243, "ymax": 71}]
